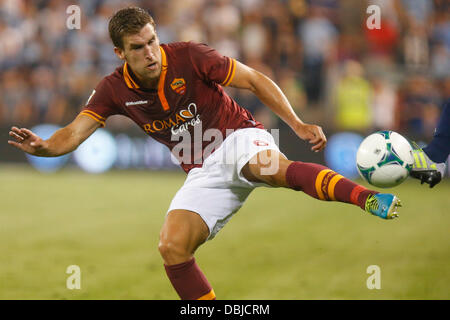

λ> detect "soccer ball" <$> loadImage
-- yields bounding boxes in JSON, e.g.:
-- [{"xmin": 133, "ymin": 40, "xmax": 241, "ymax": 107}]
[{"xmin": 356, "ymin": 131, "xmax": 414, "ymax": 188}]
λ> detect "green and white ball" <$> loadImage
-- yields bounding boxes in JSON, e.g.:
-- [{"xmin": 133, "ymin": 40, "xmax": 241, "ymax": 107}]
[{"xmin": 356, "ymin": 131, "xmax": 414, "ymax": 188}]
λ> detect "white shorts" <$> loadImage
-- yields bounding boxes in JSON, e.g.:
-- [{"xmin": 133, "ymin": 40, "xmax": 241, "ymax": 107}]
[{"xmin": 167, "ymin": 128, "xmax": 283, "ymax": 240}]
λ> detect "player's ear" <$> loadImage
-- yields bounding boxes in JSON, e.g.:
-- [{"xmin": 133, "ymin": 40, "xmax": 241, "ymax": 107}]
[{"xmin": 114, "ymin": 47, "xmax": 125, "ymax": 60}]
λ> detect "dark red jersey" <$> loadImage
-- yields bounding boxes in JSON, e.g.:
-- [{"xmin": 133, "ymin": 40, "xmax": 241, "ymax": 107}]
[{"xmin": 81, "ymin": 42, "xmax": 263, "ymax": 173}]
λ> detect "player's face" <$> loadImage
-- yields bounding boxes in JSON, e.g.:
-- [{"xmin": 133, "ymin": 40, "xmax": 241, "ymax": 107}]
[{"xmin": 115, "ymin": 23, "xmax": 162, "ymax": 88}]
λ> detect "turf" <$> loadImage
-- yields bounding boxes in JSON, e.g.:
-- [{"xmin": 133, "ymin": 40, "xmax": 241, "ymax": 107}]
[{"xmin": 0, "ymin": 165, "xmax": 449, "ymax": 299}]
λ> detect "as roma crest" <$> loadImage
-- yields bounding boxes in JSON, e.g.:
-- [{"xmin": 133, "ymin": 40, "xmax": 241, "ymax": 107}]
[{"xmin": 170, "ymin": 78, "xmax": 186, "ymax": 95}]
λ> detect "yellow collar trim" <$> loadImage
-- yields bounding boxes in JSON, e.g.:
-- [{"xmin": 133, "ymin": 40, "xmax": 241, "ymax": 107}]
[{"xmin": 158, "ymin": 46, "xmax": 170, "ymax": 111}]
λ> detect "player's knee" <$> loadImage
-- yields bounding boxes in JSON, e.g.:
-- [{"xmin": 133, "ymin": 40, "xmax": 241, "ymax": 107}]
[
  {"xmin": 158, "ymin": 237, "xmax": 190, "ymax": 263},
  {"xmin": 244, "ymin": 153, "xmax": 292, "ymax": 187},
  {"xmin": 255, "ymin": 170, "xmax": 279, "ymax": 186}
]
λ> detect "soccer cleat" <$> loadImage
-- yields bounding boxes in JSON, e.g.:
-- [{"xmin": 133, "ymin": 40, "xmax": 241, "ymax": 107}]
[
  {"xmin": 365, "ymin": 194, "xmax": 401, "ymax": 219},
  {"xmin": 410, "ymin": 142, "xmax": 444, "ymax": 188}
]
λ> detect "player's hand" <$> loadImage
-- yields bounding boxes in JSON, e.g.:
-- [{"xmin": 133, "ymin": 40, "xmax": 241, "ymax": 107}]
[
  {"xmin": 8, "ymin": 126, "xmax": 48, "ymax": 156},
  {"xmin": 294, "ymin": 123, "xmax": 327, "ymax": 152}
]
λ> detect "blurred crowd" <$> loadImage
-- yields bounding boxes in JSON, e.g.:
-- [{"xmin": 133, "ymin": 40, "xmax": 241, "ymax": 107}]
[{"xmin": 0, "ymin": 0, "xmax": 449, "ymax": 140}]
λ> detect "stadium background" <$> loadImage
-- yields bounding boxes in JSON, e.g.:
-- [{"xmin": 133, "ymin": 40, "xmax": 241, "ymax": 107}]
[{"xmin": 0, "ymin": 0, "xmax": 449, "ymax": 300}]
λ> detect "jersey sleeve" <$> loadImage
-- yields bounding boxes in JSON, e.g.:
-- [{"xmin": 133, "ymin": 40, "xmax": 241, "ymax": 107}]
[
  {"xmin": 188, "ymin": 42, "xmax": 236, "ymax": 87},
  {"xmin": 80, "ymin": 78, "xmax": 119, "ymax": 127}
]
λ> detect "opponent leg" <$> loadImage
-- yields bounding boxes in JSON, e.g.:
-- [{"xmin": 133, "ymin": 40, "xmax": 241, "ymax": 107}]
[
  {"xmin": 159, "ymin": 209, "xmax": 216, "ymax": 300},
  {"xmin": 422, "ymin": 100, "xmax": 450, "ymax": 164},
  {"xmin": 241, "ymin": 150, "xmax": 401, "ymax": 219},
  {"xmin": 410, "ymin": 101, "xmax": 449, "ymax": 188}
]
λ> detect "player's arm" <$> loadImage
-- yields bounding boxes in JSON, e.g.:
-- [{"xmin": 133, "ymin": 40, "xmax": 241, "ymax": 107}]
[
  {"xmin": 228, "ymin": 61, "xmax": 327, "ymax": 152},
  {"xmin": 8, "ymin": 113, "xmax": 101, "ymax": 157}
]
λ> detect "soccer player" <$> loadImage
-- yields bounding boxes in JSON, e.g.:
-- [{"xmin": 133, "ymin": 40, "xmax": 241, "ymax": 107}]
[
  {"xmin": 8, "ymin": 7, "xmax": 402, "ymax": 300},
  {"xmin": 410, "ymin": 100, "xmax": 449, "ymax": 188}
]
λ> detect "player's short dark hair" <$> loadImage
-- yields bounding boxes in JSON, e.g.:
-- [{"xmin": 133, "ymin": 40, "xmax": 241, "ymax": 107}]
[{"xmin": 108, "ymin": 7, "xmax": 156, "ymax": 49}]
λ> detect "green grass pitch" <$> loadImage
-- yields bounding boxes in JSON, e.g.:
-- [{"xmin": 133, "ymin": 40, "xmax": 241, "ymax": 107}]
[{"xmin": 1, "ymin": 166, "xmax": 449, "ymax": 299}]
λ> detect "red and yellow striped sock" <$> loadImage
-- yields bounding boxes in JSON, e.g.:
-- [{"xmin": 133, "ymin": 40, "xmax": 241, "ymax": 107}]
[
  {"xmin": 286, "ymin": 161, "xmax": 378, "ymax": 210},
  {"xmin": 164, "ymin": 258, "xmax": 216, "ymax": 300}
]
